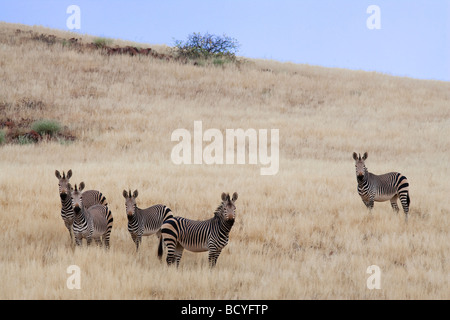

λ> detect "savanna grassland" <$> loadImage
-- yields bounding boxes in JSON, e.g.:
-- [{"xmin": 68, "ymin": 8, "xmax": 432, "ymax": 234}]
[{"xmin": 0, "ymin": 22, "xmax": 449, "ymax": 299}]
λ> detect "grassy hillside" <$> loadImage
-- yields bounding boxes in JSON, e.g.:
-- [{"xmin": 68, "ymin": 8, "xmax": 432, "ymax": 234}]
[{"xmin": 0, "ymin": 22, "xmax": 449, "ymax": 299}]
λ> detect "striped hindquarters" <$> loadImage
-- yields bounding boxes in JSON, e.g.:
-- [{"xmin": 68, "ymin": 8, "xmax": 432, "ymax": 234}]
[
  {"xmin": 89, "ymin": 204, "xmax": 113, "ymax": 248},
  {"xmin": 82, "ymin": 189, "xmax": 107, "ymax": 208},
  {"xmin": 394, "ymin": 173, "xmax": 410, "ymax": 213},
  {"xmin": 395, "ymin": 173, "xmax": 409, "ymax": 195},
  {"xmin": 376, "ymin": 172, "xmax": 409, "ymax": 199}
]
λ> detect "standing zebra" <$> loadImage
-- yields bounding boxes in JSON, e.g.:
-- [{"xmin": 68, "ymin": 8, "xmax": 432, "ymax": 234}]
[
  {"xmin": 122, "ymin": 189, "xmax": 173, "ymax": 255},
  {"xmin": 55, "ymin": 169, "xmax": 107, "ymax": 242},
  {"xmin": 160, "ymin": 192, "xmax": 238, "ymax": 267},
  {"xmin": 353, "ymin": 152, "xmax": 410, "ymax": 221},
  {"xmin": 70, "ymin": 182, "xmax": 114, "ymax": 249}
]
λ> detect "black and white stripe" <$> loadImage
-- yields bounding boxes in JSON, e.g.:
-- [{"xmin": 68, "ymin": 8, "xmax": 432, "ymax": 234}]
[
  {"xmin": 161, "ymin": 192, "xmax": 238, "ymax": 267},
  {"xmin": 123, "ymin": 189, "xmax": 173, "ymax": 254},
  {"xmin": 353, "ymin": 152, "xmax": 410, "ymax": 220},
  {"xmin": 55, "ymin": 169, "xmax": 107, "ymax": 241},
  {"xmin": 71, "ymin": 182, "xmax": 114, "ymax": 249}
]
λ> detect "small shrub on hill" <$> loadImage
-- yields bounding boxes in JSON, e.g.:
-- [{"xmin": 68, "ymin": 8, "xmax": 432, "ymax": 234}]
[
  {"xmin": 174, "ymin": 32, "xmax": 240, "ymax": 65},
  {"xmin": 31, "ymin": 119, "xmax": 61, "ymax": 137}
]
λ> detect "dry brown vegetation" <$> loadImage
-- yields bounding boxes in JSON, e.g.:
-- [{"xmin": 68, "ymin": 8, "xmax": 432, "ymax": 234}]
[{"xmin": 0, "ymin": 22, "xmax": 449, "ymax": 299}]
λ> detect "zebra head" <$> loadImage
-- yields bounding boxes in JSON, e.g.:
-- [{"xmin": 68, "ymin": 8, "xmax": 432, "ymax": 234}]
[
  {"xmin": 70, "ymin": 182, "xmax": 85, "ymax": 215},
  {"xmin": 353, "ymin": 152, "xmax": 368, "ymax": 182},
  {"xmin": 220, "ymin": 192, "xmax": 238, "ymax": 224},
  {"xmin": 55, "ymin": 169, "xmax": 72, "ymax": 200},
  {"xmin": 122, "ymin": 189, "xmax": 138, "ymax": 217}
]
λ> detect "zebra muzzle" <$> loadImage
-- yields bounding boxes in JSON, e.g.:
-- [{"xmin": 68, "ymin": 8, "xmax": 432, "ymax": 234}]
[
  {"xmin": 74, "ymin": 205, "xmax": 81, "ymax": 213},
  {"xmin": 60, "ymin": 193, "xmax": 67, "ymax": 200}
]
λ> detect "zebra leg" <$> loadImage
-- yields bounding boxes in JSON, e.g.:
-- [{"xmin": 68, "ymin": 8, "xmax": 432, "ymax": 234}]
[
  {"xmin": 164, "ymin": 240, "xmax": 177, "ymax": 266},
  {"xmin": 174, "ymin": 243, "xmax": 184, "ymax": 268},
  {"xmin": 94, "ymin": 237, "xmax": 102, "ymax": 247},
  {"xmin": 157, "ymin": 233, "xmax": 164, "ymax": 261},
  {"xmin": 390, "ymin": 195, "xmax": 400, "ymax": 213},
  {"xmin": 69, "ymin": 228, "xmax": 74, "ymax": 242},
  {"xmin": 399, "ymin": 192, "xmax": 410, "ymax": 222},
  {"xmin": 103, "ymin": 232, "xmax": 112, "ymax": 250},
  {"xmin": 74, "ymin": 234, "xmax": 82, "ymax": 246},
  {"xmin": 208, "ymin": 249, "xmax": 222, "ymax": 268},
  {"xmin": 132, "ymin": 234, "xmax": 140, "ymax": 252},
  {"xmin": 363, "ymin": 198, "xmax": 374, "ymax": 212},
  {"xmin": 86, "ymin": 237, "xmax": 92, "ymax": 246}
]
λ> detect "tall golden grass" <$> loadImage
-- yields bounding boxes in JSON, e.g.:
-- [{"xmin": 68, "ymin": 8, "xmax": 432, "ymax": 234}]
[{"xmin": 0, "ymin": 22, "xmax": 449, "ymax": 299}]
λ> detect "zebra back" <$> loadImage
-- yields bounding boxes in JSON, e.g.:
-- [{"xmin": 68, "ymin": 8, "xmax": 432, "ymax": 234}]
[
  {"xmin": 130, "ymin": 204, "xmax": 172, "ymax": 234},
  {"xmin": 89, "ymin": 204, "xmax": 114, "ymax": 234},
  {"xmin": 163, "ymin": 205, "xmax": 233, "ymax": 252},
  {"xmin": 82, "ymin": 189, "xmax": 107, "ymax": 208},
  {"xmin": 162, "ymin": 216, "xmax": 215, "ymax": 252}
]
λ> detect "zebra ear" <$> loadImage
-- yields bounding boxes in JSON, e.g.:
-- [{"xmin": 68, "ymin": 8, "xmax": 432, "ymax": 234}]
[
  {"xmin": 221, "ymin": 192, "xmax": 227, "ymax": 202},
  {"xmin": 55, "ymin": 170, "xmax": 61, "ymax": 179},
  {"xmin": 133, "ymin": 190, "xmax": 139, "ymax": 198},
  {"xmin": 352, "ymin": 152, "xmax": 358, "ymax": 161},
  {"xmin": 362, "ymin": 152, "xmax": 368, "ymax": 161},
  {"xmin": 79, "ymin": 182, "xmax": 85, "ymax": 191},
  {"xmin": 232, "ymin": 192, "xmax": 238, "ymax": 202},
  {"xmin": 123, "ymin": 190, "xmax": 128, "ymax": 198},
  {"xmin": 66, "ymin": 170, "xmax": 72, "ymax": 179}
]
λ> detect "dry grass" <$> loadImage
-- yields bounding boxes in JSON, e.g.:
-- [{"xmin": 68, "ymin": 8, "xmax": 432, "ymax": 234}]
[{"xmin": 0, "ymin": 22, "xmax": 449, "ymax": 300}]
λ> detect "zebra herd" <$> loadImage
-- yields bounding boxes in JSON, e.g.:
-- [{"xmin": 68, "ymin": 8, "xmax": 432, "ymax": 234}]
[
  {"xmin": 55, "ymin": 169, "xmax": 237, "ymax": 267},
  {"xmin": 55, "ymin": 152, "xmax": 410, "ymax": 267}
]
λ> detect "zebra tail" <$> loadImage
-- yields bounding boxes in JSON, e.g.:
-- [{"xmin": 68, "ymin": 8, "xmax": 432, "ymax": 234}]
[{"xmin": 157, "ymin": 235, "xmax": 163, "ymax": 260}]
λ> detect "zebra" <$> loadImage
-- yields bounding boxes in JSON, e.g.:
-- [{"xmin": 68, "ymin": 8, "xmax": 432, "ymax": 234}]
[
  {"xmin": 160, "ymin": 192, "xmax": 238, "ymax": 268},
  {"xmin": 353, "ymin": 152, "xmax": 410, "ymax": 221},
  {"xmin": 122, "ymin": 189, "xmax": 173, "ymax": 255},
  {"xmin": 70, "ymin": 182, "xmax": 114, "ymax": 249},
  {"xmin": 55, "ymin": 169, "xmax": 107, "ymax": 242}
]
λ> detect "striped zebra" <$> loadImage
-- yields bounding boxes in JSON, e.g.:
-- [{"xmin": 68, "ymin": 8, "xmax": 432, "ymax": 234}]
[
  {"xmin": 55, "ymin": 169, "xmax": 107, "ymax": 242},
  {"xmin": 122, "ymin": 189, "xmax": 173, "ymax": 255},
  {"xmin": 70, "ymin": 182, "xmax": 114, "ymax": 249},
  {"xmin": 160, "ymin": 192, "xmax": 238, "ymax": 267},
  {"xmin": 353, "ymin": 152, "xmax": 410, "ymax": 221}
]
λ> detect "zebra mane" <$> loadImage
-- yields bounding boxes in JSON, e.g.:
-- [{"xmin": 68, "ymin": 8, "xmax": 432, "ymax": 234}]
[
  {"xmin": 214, "ymin": 202, "xmax": 225, "ymax": 217},
  {"xmin": 214, "ymin": 200, "xmax": 233, "ymax": 219}
]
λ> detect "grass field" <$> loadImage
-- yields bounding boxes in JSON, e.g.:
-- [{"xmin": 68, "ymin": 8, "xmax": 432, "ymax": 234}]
[{"xmin": 0, "ymin": 22, "xmax": 449, "ymax": 299}]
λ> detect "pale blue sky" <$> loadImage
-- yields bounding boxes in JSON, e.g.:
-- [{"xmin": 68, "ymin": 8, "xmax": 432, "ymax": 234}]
[{"xmin": 1, "ymin": 0, "xmax": 449, "ymax": 81}]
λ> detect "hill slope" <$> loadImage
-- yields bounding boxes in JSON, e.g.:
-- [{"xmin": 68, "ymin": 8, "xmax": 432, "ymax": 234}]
[{"xmin": 0, "ymin": 22, "xmax": 449, "ymax": 299}]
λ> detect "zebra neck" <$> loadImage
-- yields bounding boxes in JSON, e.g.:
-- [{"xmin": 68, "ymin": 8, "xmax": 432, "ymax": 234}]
[
  {"xmin": 220, "ymin": 219, "xmax": 234, "ymax": 232},
  {"xmin": 127, "ymin": 208, "xmax": 140, "ymax": 223},
  {"xmin": 357, "ymin": 171, "xmax": 369, "ymax": 186},
  {"xmin": 214, "ymin": 205, "xmax": 234, "ymax": 233},
  {"xmin": 74, "ymin": 208, "xmax": 87, "ymax": 227},
  {"xmin": 61, "ymin": 193, "xmax": 72, "ymax": 211}
]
